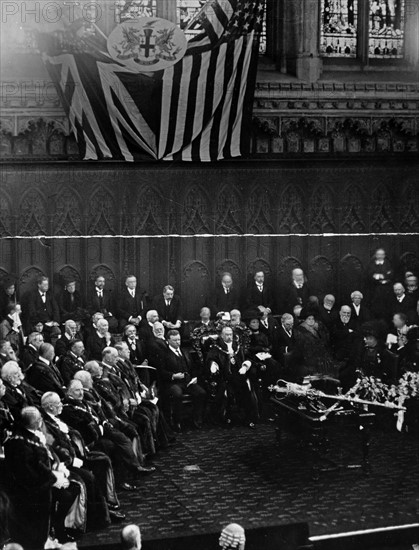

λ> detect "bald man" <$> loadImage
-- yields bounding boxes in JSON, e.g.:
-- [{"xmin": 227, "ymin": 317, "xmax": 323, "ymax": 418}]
[
  {"xmin": 121, "ymin": 524, "xmax": 142, "ymax": 550},
  {"xmin": 5, "ymin": 406, "xmax": 79, "ymax": 547}
]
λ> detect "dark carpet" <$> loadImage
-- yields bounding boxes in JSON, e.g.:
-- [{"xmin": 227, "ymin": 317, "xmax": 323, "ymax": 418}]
[{"xmin": 79, "ymin": 417, "xmax": 419, "ymax": 547}]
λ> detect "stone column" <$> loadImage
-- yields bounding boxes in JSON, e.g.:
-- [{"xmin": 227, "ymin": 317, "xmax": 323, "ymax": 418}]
[
  {"xmin": 405, "ymin": 0, "xmax": 419, "ymax": 66},
  {"xmin": 294, "ymin": 0, "xmax": 322, "ymax": 82},
  {"xmin": 95, "ymin": 0, "xmax": 117, "ymax": 37},
  {"xmin": 157, "ymin": 0, "xmax": 178, "ymax": 23}
]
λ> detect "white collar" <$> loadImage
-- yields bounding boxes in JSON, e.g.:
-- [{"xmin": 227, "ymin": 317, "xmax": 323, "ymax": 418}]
[
  {"xmin": 169, "ymin": 345, "xmax": 181, "ymax": 354},
  {"xmin": 39, "ymin": 356, "xmax": 49, "ymax": 365}
]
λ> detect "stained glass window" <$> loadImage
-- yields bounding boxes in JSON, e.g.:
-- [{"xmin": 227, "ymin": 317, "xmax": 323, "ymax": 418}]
[
  {"xmin": 369, "ymin": 0, "xmax": 405, "ymax": 58},
  {"xmin": 115, "ymin": 0, "xmax": 267, "ymax": 53},
  {"xmin": 177, "ymin": 0, "xmax": 266, "ymax": 53},
  {"xmin": 320, "ymin": 0, "xmax": 358, "ymax": 57},
  {"xmin": 115, "ymin": 0, "xmax": 157, "ymax": 23}
]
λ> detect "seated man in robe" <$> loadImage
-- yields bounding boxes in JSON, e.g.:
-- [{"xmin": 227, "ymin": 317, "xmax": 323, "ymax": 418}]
[
  {"xmin": 205, "ymin": 326, "xmax": 258, "ymax": 428},
  {"xmin": 5, "ymin": 406, "xmax": 80, "ymax": 547}
]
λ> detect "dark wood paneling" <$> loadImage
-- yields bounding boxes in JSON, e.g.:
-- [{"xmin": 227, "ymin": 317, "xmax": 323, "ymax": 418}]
[{"xmin": 0, "ymin": 160, "xmax": 418, "ymax": 319}]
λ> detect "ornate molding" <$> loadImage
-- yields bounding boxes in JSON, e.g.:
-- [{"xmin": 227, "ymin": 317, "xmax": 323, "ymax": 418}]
[{"xmin": 252, "ymin": 114, "xmax": 419, "ymax": 155}]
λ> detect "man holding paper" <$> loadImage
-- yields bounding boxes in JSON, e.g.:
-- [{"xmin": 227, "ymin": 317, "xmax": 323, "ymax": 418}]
[{"xmin": 159, "ymin": 330, "xmax": 206, "ymax": 432}]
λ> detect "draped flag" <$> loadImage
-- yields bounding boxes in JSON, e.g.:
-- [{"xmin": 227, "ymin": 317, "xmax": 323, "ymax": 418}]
[{"xmin": 37, "ymin": 0, "xmax": 264, "ymax": 161}]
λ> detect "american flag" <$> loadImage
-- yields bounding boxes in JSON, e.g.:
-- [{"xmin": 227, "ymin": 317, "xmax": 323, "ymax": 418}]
[{"xmin": 39, "ymin": 0, "xmax": 264, "ymax": 162}]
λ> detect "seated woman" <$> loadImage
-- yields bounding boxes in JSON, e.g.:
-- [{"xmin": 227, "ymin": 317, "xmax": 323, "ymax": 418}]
[
  {"xmin": 247, "ymin": 318, "xmax": 281, "ymax": 390},
  {"xmin": 294, "ymin": 307, "xmax": 340, "ymax": 390}
]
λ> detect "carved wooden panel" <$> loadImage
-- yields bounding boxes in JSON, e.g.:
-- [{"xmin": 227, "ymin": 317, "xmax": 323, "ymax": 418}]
[
  {"xmin": 181, "ymin": 261, "xmax": 211, "ymax": 318},
  {"xmin": 0, "ymin": 162, "xmax": 417, "ymax": 321},
  {"xmin": 309, "ymin": 255, "xmax": 335, "ymax": 298},
  {"xmin": 339, "ymin": 254, "xmax": 366, "ymax": 302}
]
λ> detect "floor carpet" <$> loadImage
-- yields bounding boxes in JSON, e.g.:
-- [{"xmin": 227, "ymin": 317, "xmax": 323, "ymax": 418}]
[{"xmin": 79, "ymin": 413, "xmax": 419, "ymax": 547}]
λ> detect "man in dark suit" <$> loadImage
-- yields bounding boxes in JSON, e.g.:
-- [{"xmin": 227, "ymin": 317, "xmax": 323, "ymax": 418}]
[
  {"xmin": 57, "ymin": 278, "xmax": 88, "ymax": 324},
  {"xmin": 40, "ymin": 391, "xmax": 125, "ymax": 526},
  {"xmin": 1, "ymin": 360, "xmax": 40, "ymax": 419},
  {"xmin": 5, "ymin": 406, "xmax": 80, "ymax": 548},
  {"xmin": 20, "ymin": 331, "xmax": 44, "ymax": 370},
  {"xmin": 61, "ymin": 378, "xmax": 146, "ymax": 490},
  {"xmin": 283, "ymin": 268, "xmax": 310, "ymax": 313},
  {"xmin": 146, "ymin": 321, "xmax": 168, "ymax": 369},
  {"xmin": 27, "ymin": 275, "xmax": 60, "ymax": 341},
  {"xmin": 138, "ymin": 309, "xmax": 160, "ymax": 343},
  {"xmin": 330, "ymin": 305, "xmax": 360, "ymax": 362},
  {"xmin": 123, "ymin": 324, "xmax": 147, "ymax": 364},
  {"xmin": 318, "ymin": 294, "xmax": 339, "ymax": 330},
  {"xmin": 55, "ymin": 319, "xmax": 79, "ymax": 359},
  {"xmin": 122, "ymin": 324, "xmax": 151, "ymax": 384},
  {"xmin": 86, "ymin": 318, "xmax": 115, "ymax": 361},
  {"xmin": 243, "ymin": 270, "xmax": 275, "ymax": 319},
  {"xmin": 86, "ymin": 275, "xmax": 118, "ymax": 332},
  {"xmin": 117, "ymin": 275, "xmax": 149, "ymax": 331},
  {"xmin": 152, "ymin": 285, "xmax": 183, "ymax": 331},
  {"xmin": 26, "ymin": 342, "xmax": 66, "ymax": 398},
  {"xmin": 405, "ymin": 274, "xmax": 419, "ymax": 305},
  {"xmin": 386, "ymin": 282, "xmax": 416, "ymax": 323},
  {"xmin": 158, "ymin": 329, "xmax": 206, "ymax": 431},
  {"xmin": 275, "ymin": 313, "xmax": 296, "ymax": 365},
  {"xmin": 209, "ymin": 272, "xmax": 241, "ymax": 318},
  {"xmin": 59, "ymin": 339, "xmax": 86, "ymax": 386},
  {"xmin": 350, "ymin": 290, "xmax": 371, "ymax": 329}
]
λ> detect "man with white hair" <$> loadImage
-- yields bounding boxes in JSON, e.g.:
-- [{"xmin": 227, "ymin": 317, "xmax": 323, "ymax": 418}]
[
  {"xmin": 146, "ymin": 321, "xmax": 168, "ymax": 368},
  {"xmin": 61, "ymin": 378, "xmax": 149, "ymax": 490},
  {"xmin": 284, "ymin": 267, "xmax": 310, "ymax": 313},
  {"xmin": 350, "ymin": 290, "xmax": 371, "ymax": 329},
  {"xmin": 55, "ymin": 319, "xmax": 79, "ymax": 359},
  {"xmin": 121, "ymin": 524, "xmax": 142, "ymax": 550},
  {"xmin": 1, "ymin": 361, "xmax": 40, "ymax": 419},
  {"xmin": 206, "ymin": 326, "xmax": 258, "ymax": 428},
  {"xmin": 139, "ymin": 309, "xmax": 160, "ymax": 342},
  {"xmin": 318, "ymin": 294, "xmax": 338, "ymax": 330},
  {"xmin": 0, "ymin": 340, "xmax": 18, "ymax": 368},
  {"xmin": 20, "ymin": 331, "xmax": 44, "ymax": 371},
  {"xmin": 86, "ymin": 317, "xmax": 115, "ymax": 361},
  {"xmin": 5, "ymin": 405, "xmax": 79, "ymax": 547},
  {"xmin": 41, "ymin": 391, "xmax": 125, "ymax": 525}
]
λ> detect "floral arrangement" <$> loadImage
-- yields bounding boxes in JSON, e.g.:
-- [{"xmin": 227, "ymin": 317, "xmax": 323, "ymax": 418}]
[{"xmin": 347, "ymin": 372, "xmax": 419, "ymax": 409}]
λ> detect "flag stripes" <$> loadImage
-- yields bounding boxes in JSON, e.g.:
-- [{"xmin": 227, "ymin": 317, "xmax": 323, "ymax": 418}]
[{"xmin": 39, "ymin": 0, "xmax": 263, "ymax": 163}]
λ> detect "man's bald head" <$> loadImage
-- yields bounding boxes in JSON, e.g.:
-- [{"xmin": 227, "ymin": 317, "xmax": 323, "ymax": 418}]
[{"xmin": 120, "ymin": 524, "xmax": 142, "ymax": 550}]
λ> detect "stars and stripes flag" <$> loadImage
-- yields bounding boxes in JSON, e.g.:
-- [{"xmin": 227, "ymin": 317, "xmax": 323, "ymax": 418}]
[{"xmin": 38, "ymin": 0, "xmax": 264, "ymax": 161}]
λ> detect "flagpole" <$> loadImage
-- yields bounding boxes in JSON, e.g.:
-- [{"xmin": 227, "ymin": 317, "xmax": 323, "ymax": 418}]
[{"xmin": 184, "ymin": 0, "xmax": 212, "ymax": 31}]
